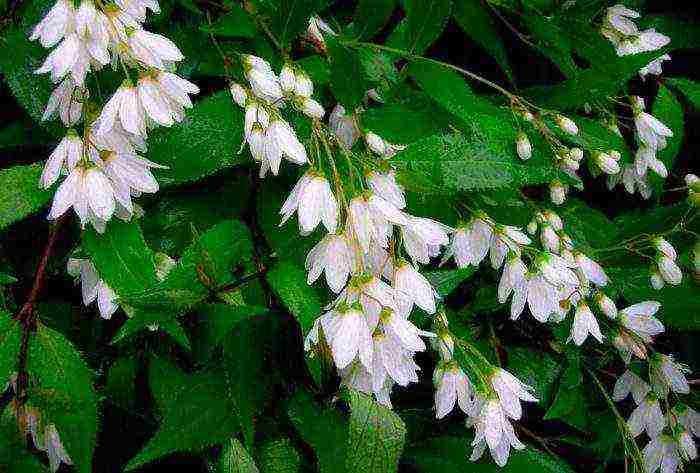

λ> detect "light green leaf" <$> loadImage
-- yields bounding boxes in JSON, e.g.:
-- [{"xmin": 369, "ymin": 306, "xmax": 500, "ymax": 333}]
[
  {"xmin": 219, "ymin": 438, "xmax": 260, "ymax": 473},
  {"xmin": 389, "ymin": 0, "xmax": 452, "ymax": 54},
  {"xmin": 200, "ymin": 4, "xmax": 256, "ymax": 38},
  {"xmin": 83, "ymin": 219, "xmax": 158, "ymax": 297},
  {"xmin": 256, "ymin": 438, "xmax": 301, "ymax": 473},
  {"xmin": 126, "ymin": 358, "xmax": 240, "ymax": 470},
  {"xmin": 344, "ymin": 389, "xmax": 406, "ymax": 473},
  {"xmin": 149, "ymin": 91, "xmax": 246, "ymax": 187},
  {"xmin": 0, "ymin": 164, "xmax": 53, "ymax": 231},
  {"xmin": 28, "ymin": 324, "xmax": 97, "ymax": 473},
  {"xmin": 453, "ymin": 0, "xmax": 513, "ymax": 81},
  {"xmin": 267, "ymin": 261, "xmax": 323, "ymax": 336},
  {"xmin": 361, "ymin": 98, "xmax": 452, "ymax": 144},
  {"xmin": 287, "ymin": 389, "xmax": 348, "ymax": 473}
]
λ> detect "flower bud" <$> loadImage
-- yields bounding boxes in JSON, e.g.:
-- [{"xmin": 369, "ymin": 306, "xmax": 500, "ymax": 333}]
[
  {"xmin": 686, "ymin": 173, "xmax": 700, "ymax": 187},
  {"xmin": 556, "ymin": 115, "xmax": 579, "ymax": 135},
  {"xmin": 652, "ymin": 237, "xmax": 676, "ymax": 260},
  {"xmin": 657, "ymin": 256, "xmax": 682, "ymax": 285},
  {"xmin": 365, "ymin": 132, "xmax": 386, "ymax": 155},
  {"xmin": 301, "ymin": 97, "xmax": 325, "ymax": 119},
  {"xmin": 516, "ymin": 132, "xmax": 532, "ymax": 160},
  {"xmin": 279, "ymin": 64, "xmax": 296, "ymax": 93},
  {"xmin": 650, "ymin": 270, "xmax": 665, "ymax": 290},
  {"xmin": 295, "ymin": 72, "xmax": 314, "ymax": 98},
  {"xmin": 229, "ymin": 82, "xmax": 247, "ymax": 108},
  {"xmin": 594, "ymin": 152, "xmax": 621, "ymax": 175},
  {"xmin": 569, "ymin": 147, "xmax": 584, "ymax": 161},
  {"xmin": 549, "ymin": 180, "xmax": 568, "ymax": 206},
  {"xmin": 594, "ymin": 291, "xmax": 618, "ymax": 319}
]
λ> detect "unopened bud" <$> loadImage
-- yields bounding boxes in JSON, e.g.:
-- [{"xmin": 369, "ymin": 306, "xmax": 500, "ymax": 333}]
[
  {"xmin": 516, "ymin": 132, "xmax": 532, "ymax": 160},
  {"xmin": 556, "ymin": 115, "xmax": 579, "ymax": 135}
]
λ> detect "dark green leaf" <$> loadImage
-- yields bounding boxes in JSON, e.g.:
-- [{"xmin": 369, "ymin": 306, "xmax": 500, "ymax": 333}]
[
  {"xmin": 344, "ymin": 389, "xmax": 406, "ymax": 473},
  {"xmin": 361, "ymin": 99, "xmax": 452, "ymax": 144},
  {"xmin": 556, "ymin": 199, "xmax": 619, "ymax": 250},
  {"xmin": 389, "ymin": 0, "xmax": 452, "ymax": 54},
  {"xmin": 256, "ymin": 438, "xmax": 301, "ymax": 473},
  {"xmin": 0, "ymin": 415, "xmax": 49, "ymax": 473},
  {"xmin": 0, "ymin": 164, "xmax": 53, "ymax": 231},
  {"xmin": 667, "ymin": 77, "xmax": 700, "ymax": 111},
  {"xmin": 267, "ymin": 261, "xmax": 324, "ymax": 336},
  {"xmin": 0, "ymin": 312, "xmax": 21, "ymax": 385},
  {"xmin": 219, "ymin": 438, "xmax": 259, "ymax": 473},
  {"xmin": 507, "ymin": 347, "xmax": 563, "ymax": 407},
  {"xmin": 424, "ymin": 268, "xmax": 477, "ymax": 297},
  {"xmin": 327, "ymin": 37, "xmax": 371, "ymax": 110},
  {"xmin": 126, "ymin": 358, "xmax": 240, "ymax": 470},
  {"xmin": 201, "ymin": 4, "xmax": 257, "ymax": 38},
  {"xmin": 256, "ymin": 0, "xmax": 327, "ymax": 47},
  {"xmin": 352, "ymin": 0, "xmax": 397, "ymax": 40},
  {"xmin": 192, "ymin": 304, "xmax": 268, "ymax": 361},
  {"xmin": 544, "ymin": 355, "xmax": 589, "ymax": 431},
  {"xmin": 650, "ymin": 85, "xmax": 684, "ymax": 194}
]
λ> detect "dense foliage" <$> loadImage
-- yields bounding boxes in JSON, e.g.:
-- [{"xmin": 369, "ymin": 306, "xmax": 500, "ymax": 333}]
[{"xmin": 0, "ymin": 1, "xmax": 699, "ymax": 472}]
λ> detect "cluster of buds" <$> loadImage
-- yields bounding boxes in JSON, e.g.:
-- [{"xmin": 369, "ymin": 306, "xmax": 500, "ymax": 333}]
[
  {"xmin": 649, "ymin": 237, "xmax": 682, "ymax": 289},
  {"xmin": 32, "ymin": 0, "xmax": 199, "ymax": 232},
  {"xmin": 601, "ymin": 4, "xmax": 671, "ymax": 78}
]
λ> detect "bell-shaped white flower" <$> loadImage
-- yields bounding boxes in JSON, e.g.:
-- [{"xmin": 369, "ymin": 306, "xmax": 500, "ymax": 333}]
[
  {"xmin": 619, "ymin": 301, "xmax": 664, "ymax": 343},
  {"xmin": 594, "ymin": 291, "xmax": 617, "ymax": 319},
  {"xmin": 490, "ymin": 368, "xmax": 538, "ymax": 420},
  {"xmin": 307, "ymin": 15, "xmax": 336, "ymax": 47},
  {"xmin": 280, "ymin": 171, "xmax": 338, "ymax": 235},
  {"xmin": 498, "ymin": 254, "xmax": 527, "ymax": 304},
  {"xmin": 657, "ymin": 255, "xmax": 682, "ymax": 285},
  {"xmin": 48, "ymin": 164, "xmax": 116, "ymax": 229},
  {"xmin": 127, "ymin": 27, "xmax": 184, "ymax": 70},
  {"xmin": 434, "ymin": 363, "xmax": 473, "ymax": 419},
  {"xmin": 570, "ymin": 302, "xmax": 604, "ymax": 346},
  {"xmin": 45, "ymin": 424, "xmax": 73, "ymax": 473},
  {"xmin": 329, "ymin": 105, "xmax": 361, "ymax": 149},
  {"xmin": 321, "ymin": 306, "xmax": 373, "ymax": 370},
  {"xmin": 650, "ymin": 354, "xmax": 690, "ymax": 396},
  {"xmin": 67, "ymin": 257, "xmax": 119, "ymax": 319},
  {"xmin": 41, "ymin": 130, "xmax": 83, "ymax": 188},
  {"xmin": 537, "ymin": 253, "xmax": 579, "ymax": 287},
  {"xmin": 30, "ymin": 0, "xmax": 76, "ymax": 48},
  {"xmin": 644, "ymin": 433, "xmax": 697, "ymax": 473},
  {"xmin": 43, "ymin": 76, "xmax": 86, "ymax": 126},
  {"xmin": 400, "ymin": 215, "xmax": 451, "ymax": 265},
  {"xmin": 632, "ymin": 96, "xmax": 673, "ymax": 150},
  {"xmin": 95, "ymin": 81, "xmax": 146, "ymax": 137},
  {"xmin": 97, "ymin": 150, "xmax": 164, "ymax": 212},
  {"xmin": 470, "ymin": 399, "xmax": 525, "ymax": 467},
  {"xmin": 628, "ymin": 393, "xmax": 665, "ymax": 438},
  {"xmin": 367, "ymin": 171, "xmax": 405, "ymax": 209},
  {"xmin": 299, "ymin": 97, "xmax": 324, "ymax": 119},
  {"xmin": 640, "ymin": 54, "xmax": 671, "ymax": 79},
  {"xmin": 262, "ymin": 118, "xmax": 307, "ymax": 176},
  {"xmin": 115, "ymin": 0, "xmax": 160, "ymax": 23},
  {"xmin": 394, "ymin": 262, "xmax": 438, "ymax": 315},
  {"xmin": 510, "ymin": 273, "xmax": 561, "ymax": 322},
  {"xmin": 306, "ymin": 233, "xmax": 353, "ymax": 293},
  {"xmin": 243, "ymin": 55, "xmax": 283, "ymax": 104},
  {"xmin": 515, "ymin": 132, "xmax": 531, "ymax": 160},
  {"xmin": 549, "ymin": 180, "xmax": 568, "ymax": 205},
  {"xmin": 138, "ymin": 72, "xmax": 199, "ymax": 127},
  {"xmin": 489, "ymin": 225, "xmax": 530, "ymax": 269},
  {"xmin": 556, "ymin": 115, "xmax": 579, "ymax": 135},
  {"xmin": 652, "ymin": 237, "xmax": 677, "ymax": 260},
  {"xmin": 613, "ymin": 370, "xmax": 651, "ymax": 404},
  {"xmin": 35, "ymin": 33, "xmax": 91, "ymax": 86},
  {"xmin": 370, "ymin": 331, "xmax": 420, "ymax": 391},
  {"xmin": 574, "ymin": 252, "xmax": 608, "ymax": 286},
  {"xmin": 378, "ymin": 308, "xmax": 434, "ymax": 353}
]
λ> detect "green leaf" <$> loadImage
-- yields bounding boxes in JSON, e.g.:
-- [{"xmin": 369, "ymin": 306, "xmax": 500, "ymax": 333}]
[
  {"xmin": 522, "ymin": 14, "xmax": 578, "ymax": 77},
  {"xmin": 453, "ymin": 0, "xmax": 513, "ymax": 81},
  {"xmin": 256, "ymin": 0, "xmax": 327, "ymax": 47},
  {"xmin": 126, "ymin": 358, "xmax": 240, "ymax": 470},
  {"xmin": 327, "ymin": 37, "xmax": 371, "ymax": 110},
  {"xmin": 222, "ymin": 315, "xmax": 284, "ymax": 448},
  {"xmin": 390, "ymin": 0, "xmax": 452, "ymax": 54},
  {"xmin": 0, "ymin": 312, "xmax": 21, "ymax": 385},
  {"xmin": 667, "ymin": 77, "xmax": 700, "ymax": 111},
  {"xmin": 267, "ymin": 260, "xmax": 323, "ymax": 336},
  {"xmin": 344, "ymin": 389, "xmax": 406, "ymax": 473},
  {"xmin": 507, "ymin": 347, "xmax": 563, "ymax": 407},
  {"xmin": 104, "ymin": 356, "xmax": 138, "ymax": 411},
  {"xmin": 256, "ymin": 438, "xmax": 302, "ymax": 473},
  {"xmin": 407, "ymin": 436, "xmax": 575, "ymax": 472},
  {"xmin": 0, "ymin": 164, "xmax": 53, "ymax": 231},
  {"xmin": 0, "ymin": 415, "xmax": 49, "ymax": 473},
  {"xmin": 361, "ymin": 98, "xmax": 452, "ymax": 144},
  {"xmin": 556, "ymin": 199, "xmax": 619, "ymax": 250},
  {"xmin": 424, "ymin": 267, "xmax": 477, "ymax": 298},
  {"xmin": 392, "ymin": 134, "xmax": 574, "ymax": 194},
  {"xmin": 28, "ymin": 324, "xmax": 97, "ymax": 473},
  {"xmin": 192, "ymin": 304, "xmax": 268, "ymax": 361},
  {"xmin": 219, "ymin": 438, "xmax": 260, "ymax": 473},
  {"xmin": 126, "ymin": 220, "xmax": 253, "ymax": 312},
  {"xmin": 650, "ymin": 85, "xmax": 684, "ymax": 194},
  {"xmin": 200, "ymin": 4, "xmax": 256, "ymax": 38},
  {"xmin": 640, "ymin": 14, "xmax": 700, "ymax": 50},
  {"xmin": 352, "ymin": 0, "xmax": 397, "ymax": 40},
  {"xmin": 83, "ymin": 219, "xmax": 158, "ymax": 297},
  {"xmin": 544, "ymin": 355, "xmax": 589, "ymax": 431},
  {"xmin": 287, "ymin": 389, "xmax": 348, "ymax": 473},
  {"xmin": 149, "ymin": 91, "xmax": 246, "ymax": 187}
]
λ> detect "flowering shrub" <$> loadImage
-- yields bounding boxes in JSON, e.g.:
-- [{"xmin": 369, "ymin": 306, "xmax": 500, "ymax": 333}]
[{"xmin": 0, "ymin": 1, "xmax": 698, "ymax": 472}]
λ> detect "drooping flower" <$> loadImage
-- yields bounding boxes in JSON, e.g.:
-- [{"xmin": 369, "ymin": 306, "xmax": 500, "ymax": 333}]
[
  {"xmin": 306, "ymin": 233, "xmax": 354, "ymax": 293},
  {"xmin": 41, "ymin": 130, "xmax": 84, "ymax": 188},
  {"xmin": 394, "ymin": 262, "xmax": 439, "ymax": 315},
  {"xmin": 490, "ymin": 368, "xmax": 538, "ymax": 420},
  {"xmin": 43, "ymin": 76, "xmax": 86, "ymax": 126},
  {"xmin": 280, "ymin": 172, "xmax": 338, "ymax": 235},
  {"xmin": 650, "ymin": 353, "xmax": 690, "ymax": 396},
  {"xmin": 570, "ymin": 302, "xmax": 604, "ymax": 346},
  {"xmin": 48, "ymin": 164, "xmax": 116, "ymax": 230},
  {"xmin": 434, "ymin": 363, "xmax": 473, "ymax": 419},
  {"xmin": 628, "ymin": 393, "xmax": 665, "ymax": 438},
  {"xmin": 67, "ymin": 257, "xmax": 118, "ymax": 319},
  {"xmin": 613, "ymin": 370, "xmax": 651, "ymax": 404},
  {"xmin": 127, "ymin": 27, "xmax": 184, "ymax": 70}
]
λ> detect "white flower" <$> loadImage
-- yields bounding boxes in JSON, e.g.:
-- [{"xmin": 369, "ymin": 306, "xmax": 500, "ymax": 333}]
[
  {"xmin": 400, "ymin": 215, "xmax": 451, "ymax": 265},
  {"xmin": 574, "ymin": 252, "xmax": 608, "ymax": 286},
  {"xmin": 540, "ymin": 223, "xmax": 560, "ymax": 253},
  {"xmin": 378, "ymin": 308, "xmax": 433, "ymax": 352},
  {"xmin": 294, "ymin": 72, "xmax": 314, "ymax": 98},
  {"xmin": 651, "ymin": 354, "xmax": 690, "ymax": 396},
  {"xmin": 470, "ymin": 399, "xmax": 525, "ymax": 467},
  {"xmin": 510, "ymin": 273, "xmax": 561, "ymax": 322},
  {"xmin": 516, "ymin": 132, "xmax": 531, "ymax": 160},
  {"xmin": 490, "ymin": 368, "xmax": 538, "ymax": 420},
  {"xmin": 48, "ymin": 165, "xmax": 116, "ymax": 229},
  {"xmin": 243, "ymin": 55, "xmax": 283, "ymax": 103},
  {"xmin": 95, "ymin": 82, "xmax": 146, "ymax": 137},
  {"xmin": 367, "ymin": 171, "xmax": 405, "ymax": 209},
  {"xmin": 43, "ymin": 76, "xmax": 86, "ymax": 126},
  {"xmin": 613, "ymin": 330, "xmax": 648, "ymax": 364},
  {"xmin": 636, "ymin": 145, "xmax": 668, "ymax": 178},
  {"xmin": 489, "ymin": 225, "xmax": 531, "ymax": 269},
  {"xmin": 41, "ymin": 131, "xmax": 83, "ymax": 188},
  {"xmin": 549, "ymin": 180, "xmax": 568, "ymax": 205},
  {"xmin": 644, "ymin": 434, "xmax": 697, "ymax": 473},
  {"xmin": 115, "ymin": 0, "xmax": 160, "ymax": 23},
  {"xmin": 97, "ymin": 150, "xmax": 164, "ymax": 212},
  {"xmin": 556, "ymin": 115, "xmax": 579, "ymax": 135},
  {"xmin": 262, "ymin": 118, "xmax": 307, "ymax": 175},
  {"xmin": 537, "ymin": 253, "xmax": 579, "ymax": 287},
  {"xmin": 602, "ymin": 5, "xmax": 640, "ymax": 39},
  {"xmin": 434, "ymin": 363, "xmax": 473, "ymax": 418},
  {"xmin": 657, "ymin": 255, "xmax": 682, "ymax": 285},
  {"xmin": 229, "ymin": 82, "xmax": 248, "ymax": 108},
  {"xmin": 280, "ymin": 172, "xmax": 338, "ymax": 235},
  {"xmin": 299, "ymin": 97, "xmax": 325, "ymax": 119},
  {"xmin": 74, "ymin": 0, "xmax": 110, "ymax": 63},
  {"xmin": 449, "ymin": 216, "xmax": 493, "ymax": 267},
  {"xmin": 329, "ymin": 105, "xmax": 360, "ymax": 149},
  {"xmin": 306, "ymin": 233, "xmax": 353, "ymax": 293},
  {"xmin": 632, "ymin": 96, "xmax": 673, "ymax": 150},
  {"xmin": 137, "ymin": 72, "xmax": 199, "ymax": 127},
  {"xmin": 279, "ymin": 63, "xmax": 296, "ymax": 93},
  {"xmin": 307, "ymin": 15, "xmax": 336, "ymax": 46},
  {"xmin": 498, "ymin": 254, "xmax": 527, "ymax": 304},
  {"xmin": 613, "ymin": 370, "xmax": 651, "ymax": 404},
  {"xmin": 594, "ymin": 151, "xmax": 621, "ymax": 175},
  {"xmin": 127, "ymin": 27, "xmax": 184, "ymax": 70},
  {"xmin": 570, "ymin": 302, "xmax": 604, "ymax": 346},
  {"xmin": 619, "ymin": 301, "xmax": 664, "ymax": 343},
  {"xmin": 370, "ymin": 332, "xmax": 420, "ymax": 391},
  {"xmin": 640, "ymin": 54, "xmax": 671, "ymax": 79},
  {"xmin": 365, "ymin": 132, "xmax": 405, "ymax": 158},
  {"xmin": 653, "ymin": 237, "xmax": 677, "ymax": 260},
  {"xmin": 67, "ymin": 258, "xmax": 119, "ymax": 319},
  {"xmin": 35, "ymin": 33, "xmax": 92, "ymax": 86},
  {"xmin": 45, "ymin": 424, "xmax": 73, "ymax": 473},
  {"xmin": 321, "ymin": 307, "xmax": 373, "ymax": 370},
  {"xmin": 394, "ymin": 262, "xmax": 438, "ymax": 315},
  {"xmin": 594, "ymin": 291, "xmax": 617, "ymax": 319},
  {"xmin": 628, "ymin": 393, "xmax": 665, "ymax": 438},
  {"xmin": 650, "ymin": 270, "xmax": 665, "ymax": 290},
  {"xmin": 30, "ymin": 0, "xmax": 76, "ymax": 48}
]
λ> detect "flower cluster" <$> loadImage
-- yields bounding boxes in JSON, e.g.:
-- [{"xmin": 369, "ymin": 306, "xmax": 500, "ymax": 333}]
[
  {"xmin": 601, "ymin": 5, "xmax": 670, "ymax": 78},
  {"xmin": 32, "ymin": 0, "xmax": 199, "ymax": 232}
]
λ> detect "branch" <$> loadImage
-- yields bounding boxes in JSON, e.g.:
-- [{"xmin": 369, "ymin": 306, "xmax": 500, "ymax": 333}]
[{"xmin": 13, "ymin": 216, "xmax": 66, "ymax": 406}]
